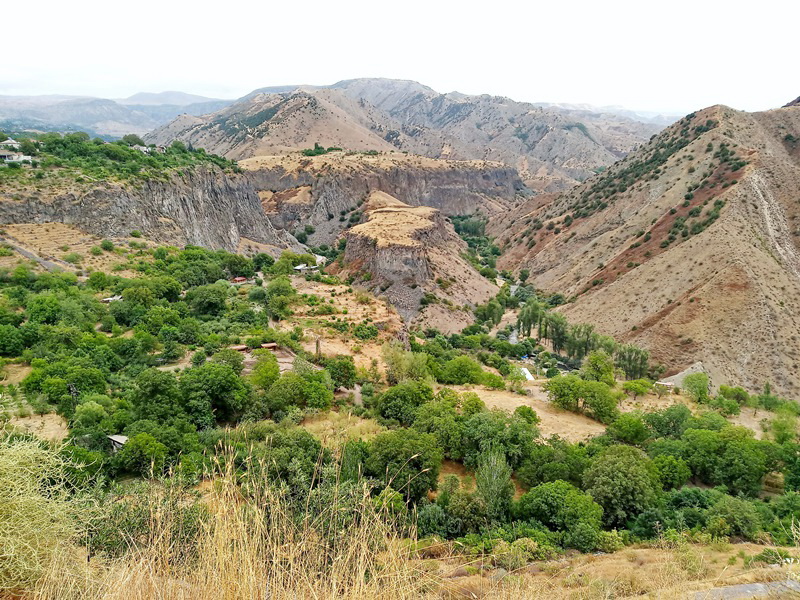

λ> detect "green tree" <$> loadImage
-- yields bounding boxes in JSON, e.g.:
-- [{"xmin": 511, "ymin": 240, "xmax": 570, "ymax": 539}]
[
  {"xmin": 129, "ymin": 369, "xmax": 183, "ymax": 422},
  {"xmin": 439, "ymin": 355, "xmax": 484, "ymax": 385},
  {"xmin": 413, "ymin": 400, "xmax": 464, "ymax": 460},
  {"xmin": 114, "ymin": 433, "xmax": 168, "ymax": 476},
  {"xmin": 366, "ymin": 429, "xmax": 443, "ymax": 502},
  {"xmin": 515, "ymin": 480, "xmax": 602, "ymax": 551},
  {"xmin": 249, "ymin": 350, "xmax": 280, "ymax": 391},
  {"xmin": 475, "ymin": 448, "xmax": 514, "ymax": 521},
  {"xmin": 579, "ymin": 350, "xmax": 615, "ymax": 386},
  {"xmin": 608, "ymin": 413, "xmax": 650, "ymax": 445},
  {"xmin": 683, "ymin": 373, "xmax": 710, "ymax": 403},
  {"xmin": 326, "ymin": 355, "xmax": 357, "ymax": 389},
  {"xmin": 374, "ymin": 381, "xmax": 434, "ymax": 426},
  {"xmin": 210, "ymin": 348, "xmax": 245, "ymax": 375},
  {"xmin": 460, "ymin": 409, "xmax": 538, "ymax": 469},
  {"xmin": 185, "ymin": 284, "xmax": 228, "ymax": 316},
  {"xmin": 121, "ymin": 134, "xmax": 145, "ymax": 146},
  {"xmin": 180, "ymin": 363, "xmax": 250, "ymax": 427},
  {"xmin": 622, "ymin": 379, "xmax": 652, "ymax": 401},
  {"xmin": 615, "ymin": 344, "xmax": 650, "ymax": 379},
  {"xmin": 583, "ymin": 445, "xmax": 661, "ymax": 527},
  {"xmin": 653, "ymin": 455, "xmax": 691, "ymax": 489},
  {"xmin": 516, "ymin": 436, "xmax": 589, "ymax": 488}
]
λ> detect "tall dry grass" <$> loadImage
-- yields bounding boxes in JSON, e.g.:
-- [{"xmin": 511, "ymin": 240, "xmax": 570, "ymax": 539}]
[{"xmin": 28, "ymin": 452, "xmax": 442, "ymax": 600}]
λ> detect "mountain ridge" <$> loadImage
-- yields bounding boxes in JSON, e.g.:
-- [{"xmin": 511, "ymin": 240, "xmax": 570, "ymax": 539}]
[
  {"xmin": 146, "ymin": 78, "xmax": 662, "ymax": 190},
  {"xmin": 493, "ymin": 102, "xmax": 800, "ymax": 396}
]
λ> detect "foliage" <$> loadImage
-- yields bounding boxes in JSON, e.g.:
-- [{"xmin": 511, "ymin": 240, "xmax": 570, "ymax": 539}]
[{"xmin": 583, "ymin": 445, "xmax": 661, "ymax": 527}]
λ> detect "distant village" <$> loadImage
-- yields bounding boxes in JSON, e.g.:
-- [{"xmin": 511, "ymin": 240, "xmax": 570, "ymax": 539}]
[
  {"xmin": 0, "ymin": 138, "xmax": 32, "ymax": 163},
  {"xmin": 0, "ymin": 135, "xmax": 170, "ymax": 164}
]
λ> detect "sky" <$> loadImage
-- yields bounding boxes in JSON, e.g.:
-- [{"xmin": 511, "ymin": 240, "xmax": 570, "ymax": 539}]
[{"xmin": 2, "ymin": 0, "xmax": 797, "ymax": 114}]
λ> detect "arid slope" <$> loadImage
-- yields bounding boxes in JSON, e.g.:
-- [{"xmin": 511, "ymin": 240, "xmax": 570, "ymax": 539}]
[
  {"xmin": 146, "ymin": 79, "xmax": 661, "ymax": 190},
  {"xmin": 494, "ymin": 104, "xmax": 800, "ymax": 396}
]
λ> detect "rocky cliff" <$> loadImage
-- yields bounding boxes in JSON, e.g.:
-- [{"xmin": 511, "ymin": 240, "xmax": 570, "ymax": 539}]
[
  {"xmin": 240, "ymin": 152, "xmax": 526, "ymax": 246},
  {"xmin": 338, "ymin": 191, "xmax": 496, "ymax": 332},
  {"xmin": 0, "ymin": 166, "xmax": 298, "ymax": 253}
]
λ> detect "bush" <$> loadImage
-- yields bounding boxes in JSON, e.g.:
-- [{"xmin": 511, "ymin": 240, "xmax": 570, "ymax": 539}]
[{"xmin": 374, "ymin": 381, "xmax": 434, "ymax": 426}]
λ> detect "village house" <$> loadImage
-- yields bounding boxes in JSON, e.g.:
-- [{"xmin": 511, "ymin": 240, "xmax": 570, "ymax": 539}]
[
  {"xmin": 293, "ymin": 263, "xmax": 318, "ymax": 273},
  {"xmin": 0, "ymin": 138, "xmax": 21, "ymax": 150},
  {"xmin": 0, "ymin": 149, "xmax": 32, "ymax": 163}
]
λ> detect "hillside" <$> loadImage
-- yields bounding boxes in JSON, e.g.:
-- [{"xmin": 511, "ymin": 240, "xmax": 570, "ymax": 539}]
[
  {"xmin": 145, "ymin": 78, "xmax": 662, "ymax": 190},
  {"xmin": 239, "ymin": 151, "xmax": 525, "ymax": 246},
  {"xmin": 337, "ymin": 191, "xmax": 496, "ymax": 332},
  {"xmin": 493, "ymin": 103, "xmax": 800, "ymax": 396}
]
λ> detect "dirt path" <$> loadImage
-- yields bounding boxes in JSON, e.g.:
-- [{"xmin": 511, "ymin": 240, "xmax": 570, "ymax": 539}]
[{"xmin": 0, "ymin": 233, "xmax": 69, "ymax": 272}]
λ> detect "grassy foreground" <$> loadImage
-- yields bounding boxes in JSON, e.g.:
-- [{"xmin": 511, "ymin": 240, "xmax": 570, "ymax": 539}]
[{"xmin": 3, "ymin": 433, "xmax": 799, "ymax": 600}]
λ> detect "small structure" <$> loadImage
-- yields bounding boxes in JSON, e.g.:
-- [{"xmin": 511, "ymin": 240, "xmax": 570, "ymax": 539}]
[
  {"xmin": 107, "ymin": 435, "xmax": 128, "ymax": 453},
  {"xmin": 230, "ymin": 276, "xmax": 248, "ymax": 284},
  {"xmin": 0, "ymin": 138, "xmax": 21, "ymax": 150},
  {"xmin": 230, "ymin": 344, "xmax": 249, "ymax": 352},
  {"xmin": 100, "ymin": 295, "xmax": 123, "ymax": 303},
  {"xmin": 655, "ymin": 381, "xmax": 676, "ymax": 394},
  {"xmin": 260, "ymin": 342, "xmax": 278, "ymax": 350},
  {"xmin": 293, "ymin": 263, "xmax": 318, "ymax": 273},
  {"xmin": 520, "ymin": 367, "xmax": 535, "ymax": 381}
]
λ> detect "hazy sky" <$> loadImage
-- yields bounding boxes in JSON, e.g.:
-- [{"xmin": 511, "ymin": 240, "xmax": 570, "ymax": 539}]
[{"xmin": 3, "ymin": 0, "xmax": 797, "ymax": 114}]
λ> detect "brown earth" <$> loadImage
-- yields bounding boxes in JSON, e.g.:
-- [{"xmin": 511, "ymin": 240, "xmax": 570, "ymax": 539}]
[
  {"xmin": 494, "ymin": 103, "xmax": 800, "ymax": 397},
  {"xmin": 8, "ymin": 413, "xmax": 69, "ymax": 441}
]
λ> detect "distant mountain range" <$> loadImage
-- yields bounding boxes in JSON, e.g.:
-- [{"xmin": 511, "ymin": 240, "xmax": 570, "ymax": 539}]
[
  {"xmin": 0, "ymin": 92, "xmax": 232, "ymax": 137},
  {"xmin": 144, "ymin": 78, "xmax": 667, "ymax": 190}
]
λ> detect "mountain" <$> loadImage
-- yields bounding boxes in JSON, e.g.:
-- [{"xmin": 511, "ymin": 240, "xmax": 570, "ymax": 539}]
[
  {"xmin": 118, "ymin": 91, "xmax": 226, "ymax": 106},
  {"xmin": 145, "ymin": 78, "xmax": 663, "ymax": 190},
  {"xmin": 0, "ymin": 93, "xmax": 233, "ymax": 137},
  {"xmin": 786, "ymin": 96, "xmax": 800, "ymax": 108},
  {"xmin": 492, "ymin": 102, "xmax": 800, "ymax": 396}
]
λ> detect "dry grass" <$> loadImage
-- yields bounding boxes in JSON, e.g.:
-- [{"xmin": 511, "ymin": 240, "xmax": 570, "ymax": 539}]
[
  {"xmin": 5, "ymin": 435, "xmax": 800, "ymax": 599},
  {"xmin": 301, "ymin": 410, "xmax": 386, "ymax": 450}
]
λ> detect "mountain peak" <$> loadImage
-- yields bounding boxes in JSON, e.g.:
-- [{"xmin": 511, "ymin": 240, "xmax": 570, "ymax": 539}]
[{"xmin": 119, "ymin": 91, "xmax": 225, "ymax": 106}]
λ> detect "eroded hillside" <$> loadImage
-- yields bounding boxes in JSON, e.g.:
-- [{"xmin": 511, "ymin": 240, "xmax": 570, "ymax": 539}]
[
  {"xmin": 494, "ymin": 104, "xmax": 800, "ymax": 396},
  {"xmin": 239, "ymin": 151, "xmax": 525, "ymax": 245},
  {"xmin": 336, "ymin": 191, "xmax": 496, "ymax": 332},
  {"xmin": 146, "ymin": 79, "xmax": 661, "ymax": 191}
]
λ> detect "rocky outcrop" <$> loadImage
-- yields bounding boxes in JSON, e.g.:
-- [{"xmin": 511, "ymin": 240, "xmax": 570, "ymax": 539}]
[
  {"xmin": 0, "ymin": 166, "xmax": 299, "ymax": 253},
  {"xmin": 241, "ymin": 153, "xmax": 526, "ymax": 245},
  {"xmin": 339, "ymin": 191, "xmax": 495, "ymax": 332}
]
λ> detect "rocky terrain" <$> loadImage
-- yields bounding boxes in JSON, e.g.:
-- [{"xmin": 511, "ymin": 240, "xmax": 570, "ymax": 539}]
[
  {"xmin": 145, "ymin": 78, "xmax": 662, "ymax": 190},
  {"xmin": 238, "ymin": 151, "xmax": 525, "ymax": 245},
  {"xmin": 492, "ymin": 103, "xmax": 800, "ymax": 396},
  {"xmin": 337, "ymin": 191, "xmax": 496, "ymax": 332},
  {"xmin": 0, "ymin": 166, "xmax": 297, "ymax": 252}
]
